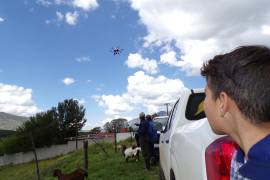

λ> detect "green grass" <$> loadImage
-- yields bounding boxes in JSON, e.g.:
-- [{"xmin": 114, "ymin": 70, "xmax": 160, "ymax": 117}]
[{"xmin": 0, "ymin": 139, "xmax": 159, "ymax": 180}]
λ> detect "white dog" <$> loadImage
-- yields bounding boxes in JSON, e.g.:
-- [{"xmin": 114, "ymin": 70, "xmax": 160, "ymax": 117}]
[{"xmin": 121, "ymin": 145, "xmax": 141, "ymax": 162}]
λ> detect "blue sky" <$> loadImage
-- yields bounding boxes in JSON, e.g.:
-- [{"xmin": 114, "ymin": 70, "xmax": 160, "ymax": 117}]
[{"xmin": 1, "ymin": 0, "xmax": 270, "ymax": 130}]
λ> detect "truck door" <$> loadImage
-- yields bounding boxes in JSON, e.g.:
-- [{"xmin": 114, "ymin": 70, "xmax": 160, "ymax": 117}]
[{"xmin": 159, "ymin": 100, "xmax": 179, "ymax": 179}]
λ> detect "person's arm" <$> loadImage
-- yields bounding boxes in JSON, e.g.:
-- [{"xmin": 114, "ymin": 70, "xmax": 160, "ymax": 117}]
[{"xmin": 137, "ymin": 123, "xmax": 142, "ymax": 134}]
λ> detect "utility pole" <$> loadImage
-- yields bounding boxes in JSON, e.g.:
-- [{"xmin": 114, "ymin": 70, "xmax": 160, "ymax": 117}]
[
  {"xmin": 30, "ymin": 132, "xmax": 40, "ymax": 180},
  {"xmin": 164, "ymin": 103, "xmax": 170, "ymax": 115},
  {"xmin": 83, "ymin": 140, "xmax": 88, "ymax": 172},
  {"xmin": 75, "ymin": 120, "xmax": 78, "ymax": 150},
  {"xmin": 114, "ymin": 127, "xmax": 117, "ymax": 153}
]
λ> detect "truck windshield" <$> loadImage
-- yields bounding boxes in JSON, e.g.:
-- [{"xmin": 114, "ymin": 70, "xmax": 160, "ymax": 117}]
[{"xmin": 153, "ymin": 117, "xmax": 168, "ymax": 131}]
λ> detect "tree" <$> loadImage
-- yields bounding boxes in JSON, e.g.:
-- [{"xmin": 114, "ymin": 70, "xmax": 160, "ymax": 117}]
[
  {"xmin": 89, "ymin": 127, "xmax": 102, "ymax": 134},
  {"xmin": 56, "ymin": 99, "xmax": 87, "ymax": 139},
  {"xmin": 103, "ymin": 118, "xmax": 127, "ymax": 133},
  {"xmin": 103, "ymin": 122, "xmax": 113, "ymax": 133},
  {"xmin": 17, "ymin": 109, "xmax": 60, "ymax": 146},
  {"xmin": 0, "ymin": 99, "xmax": 87, "ymax": 154},
  {"xmin": 1, "ymin": 109, "xmax": 59, "ymax": 154},
  {"xmin": 110, "ymin": 118, "xmax": 127, "ymax": 133}
]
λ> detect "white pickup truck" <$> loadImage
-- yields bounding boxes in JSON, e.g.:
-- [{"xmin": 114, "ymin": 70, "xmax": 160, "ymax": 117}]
[{"xmin": 159, "ymin": 88, "xmax": 238, "ymax": 180}]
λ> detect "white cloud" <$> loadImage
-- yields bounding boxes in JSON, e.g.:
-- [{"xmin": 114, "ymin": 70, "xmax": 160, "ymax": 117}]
[
  {"xmin": 126, "ymin": 53, "xmax": 158, "ymax": 74},
  {"xmin": 46, "ymin": 11, "xmax": 64, "ymax": 25},
  {"xmin": 262, "ymin": 25, "xmax": 270, "ymax": 36},
  {"xmin": 112, "ymin": 0, "xmax": 128, "ymax": 4},
  {"xmin": 73, "ymin": 0, "xmax": 99, "ymax": 11},
  {"xmin": 129, "ymin": 0, "xmax": 270, "ymax": 76},
  {"xmin": 83, "ymin": 121, "xmax": 103, "ymax": 130},
  {"xmin": 36, "ymin": 0, "xmax": 52, "ymax": 7},
  {"xmin": 127, "ymin": 71, "xmax": 186, "ymax": 112},
  {"xmin": 74, "ymin": 98, "xmax": 85, "ymax": 105},
  {"xmin": 56, "ymin": 11, "xmax": 64, "ymax": 21},
  {"xmin": 54, "ymin": 0, "xmax": 65, "ymax": 5},
  {"xmin": 93, "ymin": 71, "xmax": 186, "ymax": 116},
  {"xmin": 76, "ymin": 56, "xmax": 91, "ymax": 63},
  {"xmin": 45, "ymin": 20, "xmax": 51, "ymax": 24},
  {"xmin": 99, "ymin": 115, "xmax": 132, "ymax": 126},
  {"xmin": 160, "ymin": 51, "xmax": 182, "ymax": 67},
  {"xmin": 177, "ymin": 39, "xmax": 220, "ymax": 76},
  {"xmin": 65, "ymin": 11, "xmax": 79, "ymax": 25},
  {"xmin": 39, "ymin": 0, "xmax": 99, "ymax": 26},
  {"xmin": 93, "ymin": 94, "xmax": 133, "ymax": 116},
  {"xmin": 111, "ymin": 15, "xmax": 116, "ymax": 19},
  {"xmin": 47, "ymin": 0, "xmax": 99, "ymax": 11},
  {"xmin": 0, "ymin": 83, "xmax": 40, "ymax": 117},
  {"xmin": 83, "ymin": 114, "xmax": 121, "ymax": 131},
  {"xmin": 0, "ymin": 17, "xmax": 5, "ymax": 22},
  {"xmin": 62, "ymin": 77, "xmax": 75, "ymax": 85},
  {"xmin": 96, "ymin": 88, "xmax": 102, "ymax": 92},
  {"xmin": 46, "ymin": 11, "xmax": 79, "ymax": 26}
]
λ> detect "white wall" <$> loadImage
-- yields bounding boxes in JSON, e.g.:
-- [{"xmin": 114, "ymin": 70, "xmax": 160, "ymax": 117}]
[
  {"xmin": 116, "ymin": 132, "xmax": 134, "ymax": 142},
  {"xmin": 0, "ymin": 137, "xmax": 113, "ymax": 166}
]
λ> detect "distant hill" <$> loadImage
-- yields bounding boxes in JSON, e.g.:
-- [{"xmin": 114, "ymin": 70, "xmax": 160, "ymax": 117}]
[{"xmin": 0, "ymin": 112, "xmax": 29, "ymax": 131}]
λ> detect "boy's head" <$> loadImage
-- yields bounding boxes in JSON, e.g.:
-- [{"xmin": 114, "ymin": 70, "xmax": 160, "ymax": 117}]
[{"xmin": 201, "ymin": 46, "xmax": 270, "ymax": 133}]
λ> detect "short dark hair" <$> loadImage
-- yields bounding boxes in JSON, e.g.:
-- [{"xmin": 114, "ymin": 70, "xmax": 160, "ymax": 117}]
[
  {"xmin": 201, "ymin": 45, "xmax": 270, "ymax": 124},
  {"xmin": 146, "ymin": 115, "xmax": 152, "ymax": 121}
]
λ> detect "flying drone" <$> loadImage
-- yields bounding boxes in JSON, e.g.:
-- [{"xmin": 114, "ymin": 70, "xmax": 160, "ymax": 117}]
[{"xmin": 111, "ymin": 47, "xmax": 123, "ymax": 55}]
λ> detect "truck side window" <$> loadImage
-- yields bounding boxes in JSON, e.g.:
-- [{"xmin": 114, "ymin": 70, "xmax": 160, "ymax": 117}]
[
  {"xmin": 185, "ymin": 93, "xmax": 206, "ymax": 120},
  {"xmin": 164, "ymin": 100, "xmax": 179, "ymax": 132}
]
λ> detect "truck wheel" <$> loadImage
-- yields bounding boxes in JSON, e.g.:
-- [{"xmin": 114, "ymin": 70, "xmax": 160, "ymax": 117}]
[{"xmin": 159, "ymin": 165, "xmax": 166, "ymax": 180}]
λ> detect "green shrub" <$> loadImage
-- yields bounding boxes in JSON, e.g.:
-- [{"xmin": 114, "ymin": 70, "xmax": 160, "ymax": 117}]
[
  {"xmin": 0, "ymin": 141, "xmax": 4, "ymax": 155},
  {"xmin": 1, "ymin": 134, "xmax": 32, "ymax": 154}
]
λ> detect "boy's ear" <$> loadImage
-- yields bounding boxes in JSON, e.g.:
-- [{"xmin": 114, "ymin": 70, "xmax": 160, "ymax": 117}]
[{"xmin": 218, "ymin": 92, "xmax": 229, "ymax": 117}]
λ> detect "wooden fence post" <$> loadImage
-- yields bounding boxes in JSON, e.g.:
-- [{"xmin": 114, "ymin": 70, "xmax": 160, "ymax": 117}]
[
  {"xmin": 114, "ymin": 132, "xmax": 117, "ymax": 152},
  {"xmin": 75, "ymin": 123, "xmax": 78, "ymax": 150},
  {"xmin": 30, "ymin": 132, "xmax": 40, "ymax": 180},
  {"xmin": 84, "ymin": 140, "xmax": 88, "ymax": 172}
]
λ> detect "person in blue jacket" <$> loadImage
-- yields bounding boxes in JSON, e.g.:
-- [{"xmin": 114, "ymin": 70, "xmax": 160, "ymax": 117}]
[
  {"xmin": 137, "ymin": 112, "xmax": 150, "ymax": 170},
  {"xmin": 201, "ymin": 45, "xmax": 270, "ymax": 179},
  {"xmin": 146, "ymin": 114, "xmax": 158, "ymax": 166}
]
